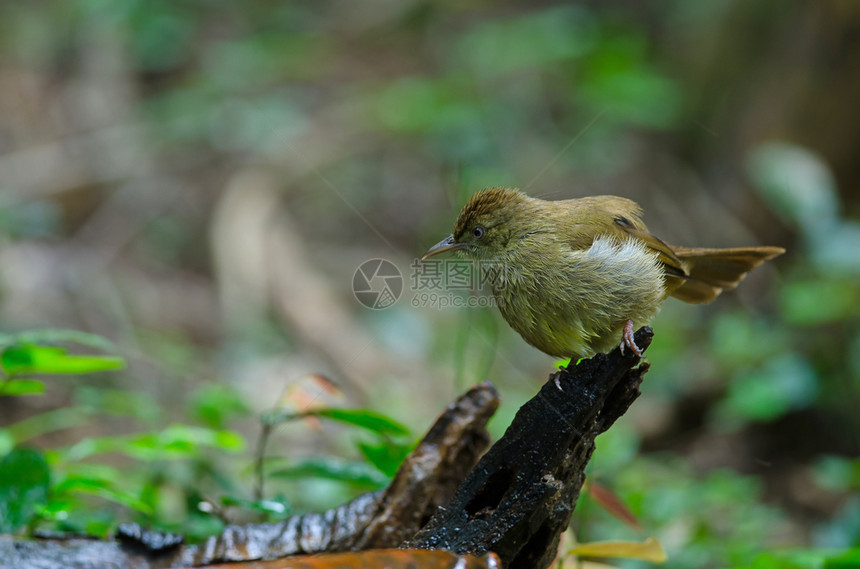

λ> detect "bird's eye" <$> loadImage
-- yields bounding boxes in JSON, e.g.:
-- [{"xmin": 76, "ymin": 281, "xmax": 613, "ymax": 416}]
[{"xmin": 472, "ymin": 225, "xmax": 487, "ymax": 240}]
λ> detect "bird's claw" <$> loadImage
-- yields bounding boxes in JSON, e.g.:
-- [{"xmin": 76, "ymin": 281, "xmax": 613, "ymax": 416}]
[{"xmin": 619, "ymin": 319, "xmax": 643, "ymax": 358}]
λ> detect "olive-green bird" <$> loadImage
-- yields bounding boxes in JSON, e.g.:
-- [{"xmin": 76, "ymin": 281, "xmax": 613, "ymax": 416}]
[{"xmin": 423, "ymin": 187, "xmax": 784, "ymax": 360}]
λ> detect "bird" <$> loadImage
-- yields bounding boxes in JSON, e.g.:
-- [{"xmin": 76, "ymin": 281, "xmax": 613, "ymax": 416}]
[{"xmin": 422, "ymin": 187, "xmax": 785, "ymax": 360}]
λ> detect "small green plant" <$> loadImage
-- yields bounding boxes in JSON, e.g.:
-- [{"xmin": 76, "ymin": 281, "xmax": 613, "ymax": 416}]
[
  {"xmin": 0, "ymin": 329, "xmax": 124, "ymax": 397},
  {"xmin": 0, "ymin": 328, "xmax": 415, "ymax": 539},
  {"xmin": 255, "ymin": 398, "xmax": 414, "ymax": 501},
  {"xmin": 0, "ymin": 330, "xmax": 126, "ymax": 536}
]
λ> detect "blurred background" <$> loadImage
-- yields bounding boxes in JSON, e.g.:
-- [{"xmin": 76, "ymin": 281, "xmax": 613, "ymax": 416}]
[{"xmin": 1, "ymin": 1, "xmax": 858, "ymax": 567}]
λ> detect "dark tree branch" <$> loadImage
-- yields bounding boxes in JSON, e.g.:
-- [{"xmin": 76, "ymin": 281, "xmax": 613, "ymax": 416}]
[
  {"xmin": 404, "ymin": 327, "xmax": 653, "ymax": 569},
  {"xmin": 171, "ymin": 382, "xmax": 499, "ymax": 566}
]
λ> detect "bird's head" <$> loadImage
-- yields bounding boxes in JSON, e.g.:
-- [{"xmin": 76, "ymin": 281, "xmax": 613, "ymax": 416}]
[{"xmin": 422, "ymin": 187, "xmax": 534, "ymax": 261}]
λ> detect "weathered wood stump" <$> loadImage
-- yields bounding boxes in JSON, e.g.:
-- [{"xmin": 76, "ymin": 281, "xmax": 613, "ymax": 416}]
[{"xmin": 405, "ymin": 327, "xmax": 652, "ymax": 569}]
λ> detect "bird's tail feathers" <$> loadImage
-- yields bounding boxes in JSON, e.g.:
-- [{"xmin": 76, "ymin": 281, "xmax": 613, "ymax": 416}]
[{"xmin": 668, "ymin": 246, "xmax": 784, "ymax": 304}]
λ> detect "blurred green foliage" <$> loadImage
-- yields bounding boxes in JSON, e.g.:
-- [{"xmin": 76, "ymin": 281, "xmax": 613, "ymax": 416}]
[
  {"xmin": 0, "ymin": 330, "xmax": 413, "ymax": 539},
  {"xmin": 0, "ymin": 448, "xmax": 50, "ymax": 534}
]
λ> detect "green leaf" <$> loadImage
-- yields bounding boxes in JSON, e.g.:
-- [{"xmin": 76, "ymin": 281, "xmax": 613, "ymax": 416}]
[
  {"xmin": 124, "ymin": 425, "xmax": 245, "ymax": 460},
  {"xmin": 807, "ymin": 222, "xmax": 860, "ymax": 275},
  {"xmin": 0, "ymin": 447, "xmax": 51, "ymax": 533},
  {"xmin": 779, "ymin": 278, "xmax": 859, "ymax": 326},
  {"xmin": 813, "ymin": 456, "xmax": 860, "ymax": 491},
  {"xmin": 59, "ymin": 462, "xmax": 124, "ymax": 487},
  {"xmin": 741, "ymin": 547, "xmax": 860, "ymax": 569},
  {"xmin": 710, "ymin": 312, "xmax": 786, "ymax": 365},
  {"xmin": 375, "ymin": 77, "xmax": 483, "ymax": 134},
  {"xmin": 357, "ymin": 439, "xmax": 413, "ymax": 478},
  {"xmin": 6, "ymin": 408, "xmax": 91, "ymax": 445},
  {"xmin": 0, "ymin": 379, "xmax": 45, "ymax": 396},
  {"xmin": 267, "ymin": 457, "xmax": 389, "ymax": 489},
  {"xmin": 313, "ymin": 408, "xmax": 411, "ymax": 437},
  {"xmin": 458, "ymin": 6, "xmax": 596, "ymax": 77},
  {"xmin": 722, "ymin": 354, "xmax": 818, "ymax": 422},
  {"xmin": 60, "ymin": 435, "xmax": 129, "ymax": 462},
  {"xmin": 73, "ymin": 387, "xmax": 162, "ymax": 422},
  {"xmin": 581, "ymin": 66, "xmax": 683, "ymax": 128},
  {"xmin": 60, "ymin": 425, "xmax": 245, "ymax": 462},
  {"xmin": 52, "ymin": 476, "xmax": 152, "ymax": 515},
  {"xmin": 747, "ymin": 142, "xmax": 840, "ymax": 235},
  {"xmin": 566, "ymin": 536, "xmax": 667, "ymax": 563},
  {"xmin": 1, "ymin": 345, "xmax": 125, "ymax": 376},
  {"xmin": 2, "ymin": 330, "xmax": 119, "ymax": 354},
  {"xmin": 0, "ymin": 430, "xmax": 13, "ymax": 456},
  {"xmin": 189, "ymin": 383, "xmax": 250, "ymax": 429},
  {"xmin": 213, "ymin": 430, "xmax": 245, "ymax": 451},
  {"xmin": 219, "ymin": 495, "xmax": 291, "ymax": 518}
]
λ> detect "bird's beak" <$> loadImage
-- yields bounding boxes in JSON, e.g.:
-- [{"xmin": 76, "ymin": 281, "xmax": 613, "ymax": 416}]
[{"xmin": 422, "ymin": 235, "xmax": 463, "ymax": 259}]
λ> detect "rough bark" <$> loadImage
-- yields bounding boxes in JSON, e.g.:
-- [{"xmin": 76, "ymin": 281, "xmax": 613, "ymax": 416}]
[
  {"xmin": 172, "ymin": 382, "xmax": 499, "ymax": 566},
  {"xmin": 404, "ymin": 327, "xmax": 653, "ymax": 569}
]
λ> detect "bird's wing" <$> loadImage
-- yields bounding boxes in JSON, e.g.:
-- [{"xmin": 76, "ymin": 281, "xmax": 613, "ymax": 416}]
[
  {"xmin": 612, "ymin": 217, "xmax": 688, "ymax": 279},
  {"xmin": 558, "ymin": 196, "xmax": 689, "ymax": 281}
]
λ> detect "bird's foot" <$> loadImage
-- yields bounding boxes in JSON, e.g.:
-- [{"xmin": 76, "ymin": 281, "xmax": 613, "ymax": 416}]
[{"xmin": 619, "ymin": 319, "xmax": 643, "ymax": 358}]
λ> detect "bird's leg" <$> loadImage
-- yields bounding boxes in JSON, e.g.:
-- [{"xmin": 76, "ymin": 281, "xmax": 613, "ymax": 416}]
[{"xmin": 619, "ymin": 319, "xmax": 643, "ymax": 358}]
